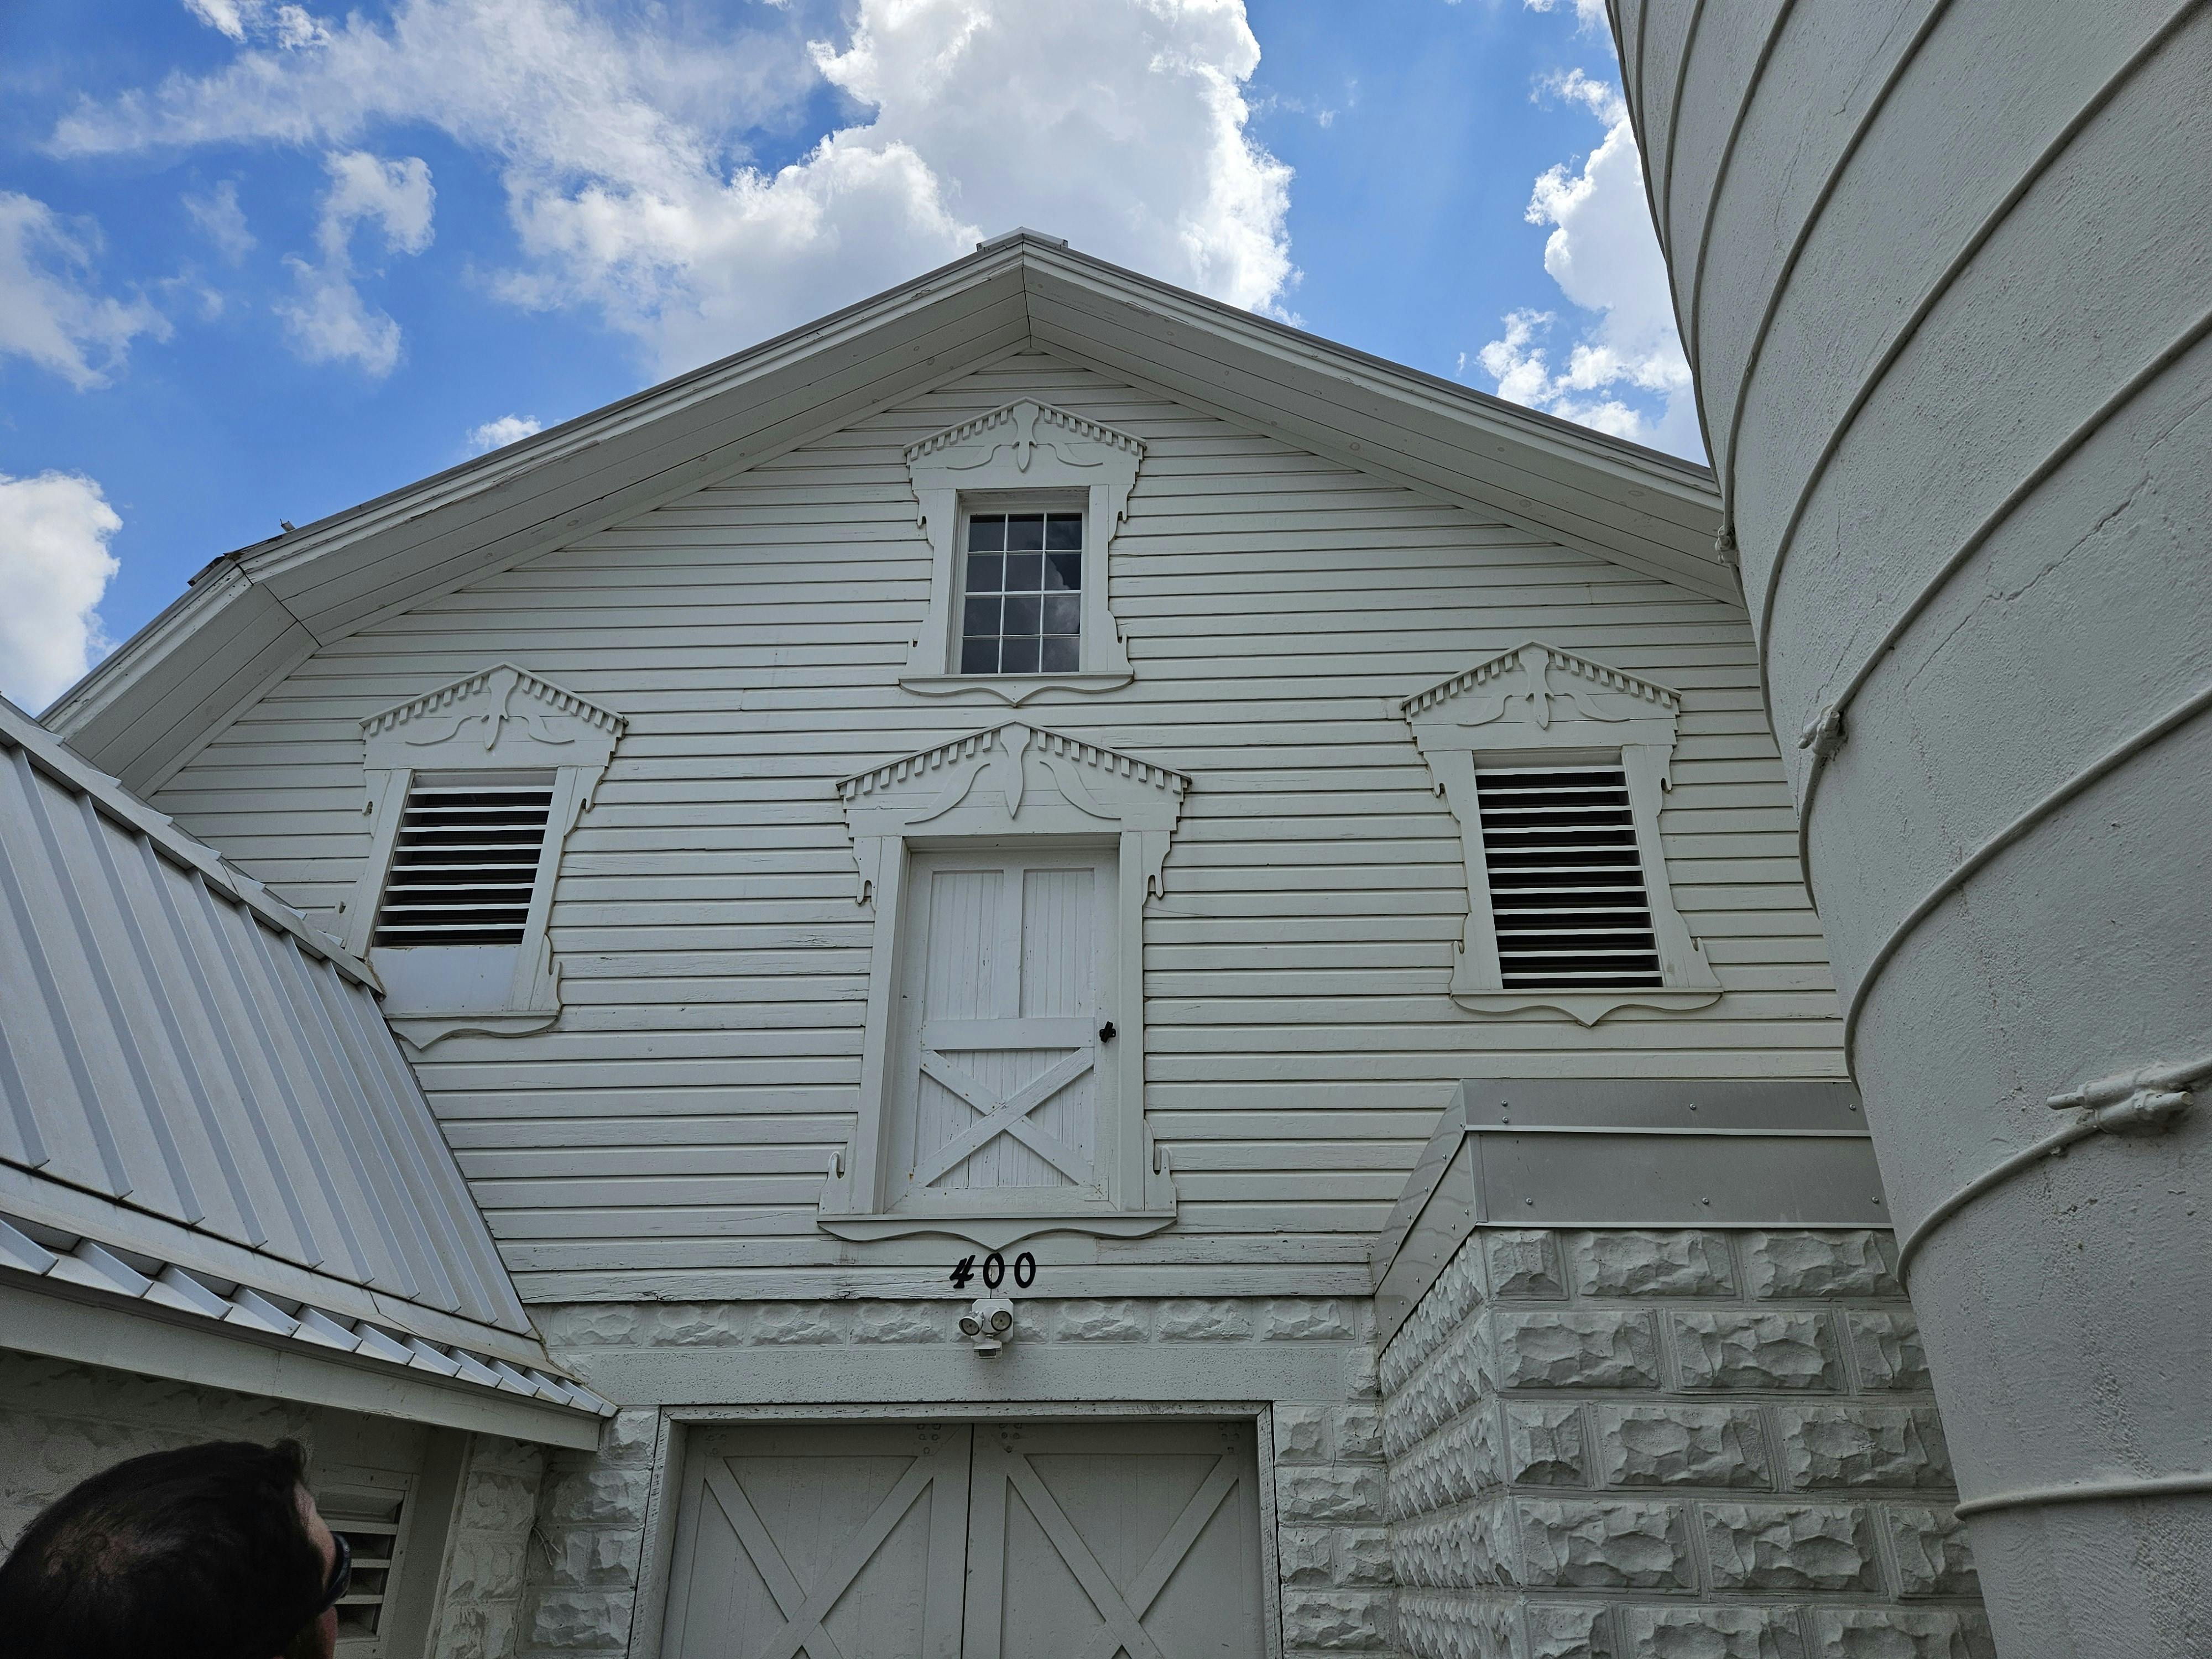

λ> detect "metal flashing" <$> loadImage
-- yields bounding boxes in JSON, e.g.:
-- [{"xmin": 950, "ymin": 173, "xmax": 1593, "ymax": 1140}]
[{"xmin": 1370, "ymin": 1080, "xmax": 1883, "ymax": 1347}]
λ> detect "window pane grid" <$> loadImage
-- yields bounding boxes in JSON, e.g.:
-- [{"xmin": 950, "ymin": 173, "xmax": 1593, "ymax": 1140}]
[{"xmin": 962, "ymin": 511, "xmax": 1082, "ymax": 675}]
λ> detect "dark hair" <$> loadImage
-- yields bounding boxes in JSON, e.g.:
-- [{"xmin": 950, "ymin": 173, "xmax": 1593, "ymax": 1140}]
[{"xmin": 0, "ymin": 1438, "xmax": 328, "ymax": 1659}]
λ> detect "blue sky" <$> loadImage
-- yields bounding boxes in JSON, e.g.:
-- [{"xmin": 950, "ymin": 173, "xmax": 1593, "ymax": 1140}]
[{"xmin": 0, "ymin": 0, "xmax": 1692, "ymax": 711}]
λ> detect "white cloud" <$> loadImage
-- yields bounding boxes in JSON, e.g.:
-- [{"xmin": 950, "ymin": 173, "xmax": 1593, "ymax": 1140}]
[
  {"xmin": 1473, "ymin": 69, "xmax": 1700, "ymax": 457},
  {"xmin": 182, "ymin": 0, "xmax": 328, "ymax": 47},
  {"xmin": 184, "ymin": 179, "xmax": 256, "ymax": 262},
  {"xmin": 0, "ymin": 471, "xmax": 122, "ymax": 711},
  {"xmin": 184, "ymin": 0, "xmax": 251, "ymax": 39},
  {"xmin": 60, "ymin": 0, "xmax": 1293, "ymax": 378},
  {"xmin": 0, "ymin": 194, "xmax": 170, "ymax": 390},
  {"xmin": 276, "ymin": 150, "xmax": 434, "ymax": 377},
  {"xmin": 467, "ymin": 414, "xmax": 541, "ymax": 451},
  {"xmin": 1524, "ymin": 0, "xmax": 1610, "ymax": 33}
]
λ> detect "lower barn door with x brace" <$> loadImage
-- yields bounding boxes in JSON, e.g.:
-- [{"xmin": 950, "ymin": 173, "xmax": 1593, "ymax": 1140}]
[{"xmin": 661, "ymin": 1420, "xmax": 1267, "ymax": 1659}]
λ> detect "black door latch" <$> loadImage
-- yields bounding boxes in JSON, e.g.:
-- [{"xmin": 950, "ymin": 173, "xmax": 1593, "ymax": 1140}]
[{"xmin": 1098, "ymin": 1021, "xmax": 1117, "ymax": 1044}]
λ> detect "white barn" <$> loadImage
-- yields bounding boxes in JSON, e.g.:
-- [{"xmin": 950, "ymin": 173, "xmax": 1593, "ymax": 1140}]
[{"xmin": 8, "ymin": 234, "xmax": 1990, "ymax": 1658}]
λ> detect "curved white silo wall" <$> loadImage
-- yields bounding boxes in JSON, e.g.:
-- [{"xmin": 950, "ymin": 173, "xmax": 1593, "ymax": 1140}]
[{"xmin": 1611, "ymin": 1, "xmax": 2212, "ymax": 1652}]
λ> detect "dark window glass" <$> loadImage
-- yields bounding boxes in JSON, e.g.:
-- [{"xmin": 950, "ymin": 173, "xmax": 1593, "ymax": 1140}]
[{"xmin": 960, "ymin": 510, "xmax": 1082, "ymax": 674}]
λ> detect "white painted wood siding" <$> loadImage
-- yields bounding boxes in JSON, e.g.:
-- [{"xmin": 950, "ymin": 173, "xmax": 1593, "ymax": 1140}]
[{"xmin": 149, "ymin": 350, "xmax": 1841, "ymax": 1302}]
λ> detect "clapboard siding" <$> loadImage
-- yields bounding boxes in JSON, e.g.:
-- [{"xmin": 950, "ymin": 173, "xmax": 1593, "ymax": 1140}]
[{"xmin": 153, "ymin": 351, "xmax": 1840, "ymax": 1301}]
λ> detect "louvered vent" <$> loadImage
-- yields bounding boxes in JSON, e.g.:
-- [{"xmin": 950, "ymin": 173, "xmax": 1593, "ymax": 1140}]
[
  {"xmin": 1475, "ymin": 765, "xmax": 1663, "ymax": 989},
  {"xmin": 372, "ymin": 776, "xmax": 554, "ymax": 947},
  {"xmin": 318, "ymin": 1485, "xmax": 406, "ymax": 1650}
]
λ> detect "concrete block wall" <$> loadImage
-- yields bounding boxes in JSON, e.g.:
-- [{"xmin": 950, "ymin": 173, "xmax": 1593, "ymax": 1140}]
[
  {"xmin": 530, "ymin": 1294, "xmax": 1397, "ymax": 1657},
  {"xmin": 1379, "ymin": 1230, "xmax": 1994, "ymax": 1659},
  {"xmin": 0, "ymin": 1348, "xmax": 331, "ymax": 1550},
  {"xmin": 431, "ymin": 1434, "xmax": 550, "ymax": 1659}
]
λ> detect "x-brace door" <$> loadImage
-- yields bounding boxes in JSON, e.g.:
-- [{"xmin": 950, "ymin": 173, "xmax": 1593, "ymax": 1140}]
[
  {"xmin": 961, "ymin": 1422, "xmax": 1266, "ymax": 1659},
  {"xmin": 662, "ymin": 1423, "xmax": 971, "ymax": 1659},
  {"xmin": 889, "ymin": 848, "xmax": 1116, "ymax": 1208}
]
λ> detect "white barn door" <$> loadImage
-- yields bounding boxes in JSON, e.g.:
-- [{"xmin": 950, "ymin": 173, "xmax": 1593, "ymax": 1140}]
[
  {"xmin": 964, "ymin": 1422, "xmax": 1267, "ymax": 1659},
  {"xmin": 662, "ymin": 1423, "xmax": 971, "ymax": 1659},
  {"xmin": 888, "ymin": 848, "xmax": 1115, "ymax": 1211},
  {"xmin": 662, "ymin": 1421, "xmax": 1266, "ymax": 1659}
]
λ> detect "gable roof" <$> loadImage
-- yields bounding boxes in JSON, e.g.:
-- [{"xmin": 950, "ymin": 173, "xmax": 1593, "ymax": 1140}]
[
  {"xmin": 48, "ymin": 231, "xmax": 1727, "ymax": 793},
  {"xmin": 0, "ymin": 695, "xmax": 602, "ymax": 1442}
]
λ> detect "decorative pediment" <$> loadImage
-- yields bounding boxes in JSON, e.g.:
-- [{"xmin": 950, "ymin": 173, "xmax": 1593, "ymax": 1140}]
[
  {"xmin": 1401, "ymin": 641, "xmax": 1678, "ymax": 729},
  {"xmin": 362, "ymin": 663, "xmax": 627, "ymax": 771},
  {"xmin": 838, "ymin": 722, "xmax": 1188, "ymax": 904},
  {"xmin": 904, "ymin": 399, "xmax": 1145, "ymax": 476}
]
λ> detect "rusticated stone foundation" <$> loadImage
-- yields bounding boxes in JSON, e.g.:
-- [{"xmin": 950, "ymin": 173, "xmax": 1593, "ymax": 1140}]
[
  {"xmin": 1380, "ymin": 1230, "xmax": 1992, "ymax": 1659},
  {"xmin": 530, "ymin": 1295, "xmax": 1398, "ymax": 1659}
]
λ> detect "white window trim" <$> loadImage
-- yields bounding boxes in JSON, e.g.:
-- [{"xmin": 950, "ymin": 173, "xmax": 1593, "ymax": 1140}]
[
  {"xmin": 819, "ymin": 721, "xmax": 1187, "ymax": 1247},
  {"xmin": 344, "ymin": 663, "xmax": 625, "ymax": 1049},
  {"xmin": 1400, "ymin": 642, "xmax": 1722, "ymax": 1027},
  {"xmin": 898, "ymin": 399, "xmax": 1142, "ymax": 705}
]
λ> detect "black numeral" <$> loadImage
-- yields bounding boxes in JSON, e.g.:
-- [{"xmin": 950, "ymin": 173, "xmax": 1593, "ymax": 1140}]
[
  {"xmin": 949, "ymin": 1255, "xmax": 975, "ymax": 1288},
  {"xmin": 982, "ymin": 1251, "xmax": 1005, "ymax": 1290},
  {"xmin": 1014, "ymin": 1251, "xmax": 1036, "ymax": 1288}
]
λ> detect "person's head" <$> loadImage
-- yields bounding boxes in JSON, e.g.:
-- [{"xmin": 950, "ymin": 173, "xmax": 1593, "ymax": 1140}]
[{"xmin": 0, "ymin": 1438, "xmax": 344, "ymax": 1659}]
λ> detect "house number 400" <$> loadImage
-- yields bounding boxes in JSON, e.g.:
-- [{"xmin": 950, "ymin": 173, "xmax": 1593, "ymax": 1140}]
[{"xmin": 950, "ymin": 1252, "xmax": 1035, "ymax": 1290}]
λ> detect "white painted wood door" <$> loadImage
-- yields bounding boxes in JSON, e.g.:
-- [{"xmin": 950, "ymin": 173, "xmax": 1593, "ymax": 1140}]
[
  {"xmin": 661, "ymin": 1422, "xmax": 1265, "ymax": 1659},
  {"xmin": 964, "ymin": 1422, "xmax": 1266, "ymax": 1659},
  {"xmin": 662, "ymin": 1423, "xmax": 971, "ymax": 1659},
  {"xmin": 888, "ymin": 848, "xmax": 1116, "ymax": 1212}
]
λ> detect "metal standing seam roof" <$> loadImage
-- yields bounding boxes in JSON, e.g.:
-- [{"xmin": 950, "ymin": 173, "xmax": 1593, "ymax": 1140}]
[{"xmin": 0, "ymin": 695, "xmax": 606, "ymax": 1418}]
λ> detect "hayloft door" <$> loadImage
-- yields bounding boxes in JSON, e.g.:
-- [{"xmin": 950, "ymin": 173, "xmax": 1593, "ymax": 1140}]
[{"xmin": 886, "ymin": 848, "xmax": 1116, "ymax": 1212}]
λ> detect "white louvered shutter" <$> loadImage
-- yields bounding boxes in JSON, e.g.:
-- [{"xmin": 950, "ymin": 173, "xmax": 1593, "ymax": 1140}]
[
  {"xmin": 372, "ymin": 775, "xmax": 554, "ymax": 946},
  {"xmin": 1474, "ymin": 764, "xmax": 1664, "ymax": 989}
]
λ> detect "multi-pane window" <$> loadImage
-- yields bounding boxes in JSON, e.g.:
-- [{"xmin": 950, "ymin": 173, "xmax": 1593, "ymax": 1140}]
[
  {"xmin": 1474, "ymin": 764, "xmax": 1663, "ymax": 989},
  {"xmin": 961, "ymin": 511, "xmax": 1083, "ymax": 675}
]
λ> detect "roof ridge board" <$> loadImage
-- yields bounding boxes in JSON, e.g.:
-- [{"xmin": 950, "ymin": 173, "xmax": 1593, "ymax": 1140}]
[
  {"xmin": 41, "ymin": 253, "xmax": 1034, "ymax": 742},
  {"xmin": 248, "ymin": 251, "xmax": 1034, "ymax": 590},
  {"xmin": 1023, "ymin": 268, "xmax": 1724, "ymax": 558},
  {"xmin": 0, "ymin": 696, "xmax": 375, "ymax": 988},
  {"xmin": 1027, "ymin": 327, "xmax": 1735, "ymax": 608},
  {"xmin": 266, "ymin": 305, "xmax": 1040, "ymax": 632},
  {"xmin": 1021, "ymin": 241, "xmax": 1719, "ymax": 492}
]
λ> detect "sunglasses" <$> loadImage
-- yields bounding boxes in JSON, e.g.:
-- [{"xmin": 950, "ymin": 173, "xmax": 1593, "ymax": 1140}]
[{"xmin": 315, "ymin": 1531, "xmax": 353, "ymax": 1616}]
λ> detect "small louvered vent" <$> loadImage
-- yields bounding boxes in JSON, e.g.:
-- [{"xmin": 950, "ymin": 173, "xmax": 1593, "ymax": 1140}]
[
  {"xmin": 318, "ymin": 1486, "xmax": 406, "ymax": 1650},
  {"xmin": 372, "ymin": 778, "xmax": 553, "ymax": 947},
  {"xmin": 1475, "ymin": 765, "xmax": 1663, "ymax": 989}
]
